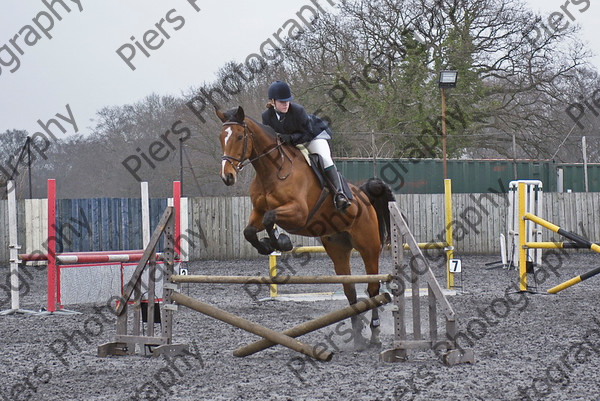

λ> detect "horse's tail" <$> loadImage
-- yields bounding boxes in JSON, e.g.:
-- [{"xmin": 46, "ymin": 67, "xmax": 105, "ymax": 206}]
[{"xmin": 359, "ymin": 178, "xmax": 395, "ymax": 248}]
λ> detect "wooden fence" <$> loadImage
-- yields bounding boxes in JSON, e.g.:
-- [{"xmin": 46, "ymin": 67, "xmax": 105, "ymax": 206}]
[{"xmin": 0, "ymin": 192, "xmax": 599, "ymax": 263}]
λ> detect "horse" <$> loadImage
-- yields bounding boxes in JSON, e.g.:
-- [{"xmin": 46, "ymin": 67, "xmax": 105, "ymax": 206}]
[{"xmin": 216, "ymin": 106, "xmax": 395, "ymax": 346}]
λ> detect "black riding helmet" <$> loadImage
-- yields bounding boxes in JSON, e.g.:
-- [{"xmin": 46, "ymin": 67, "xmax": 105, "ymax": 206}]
[{"xmin": 268, "ymin": 81, "xmax": 294, "ymax": 102}]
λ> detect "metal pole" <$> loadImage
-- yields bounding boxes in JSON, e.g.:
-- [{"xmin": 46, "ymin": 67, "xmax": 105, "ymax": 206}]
[
  {"xmin": 27, "ymin": 137, "xmax": 32, "ymax": 199},
  {"xmin": 512, "ymin": 133, "xmax": 517, "ymax": 180},
  {"xmin": 582, "ymin": 136, "xmax": 588, "ymax": 192},
  {"xmin": 371, "ymin": 130, "xmax": 376, "ymax": 178},
  {"xmin": 179, "ymin": 137, "xmax": 184, "ymax": 196},
  {"xmin": 441, "ymin": 87, "xmax": 448, "ymax": 180}
]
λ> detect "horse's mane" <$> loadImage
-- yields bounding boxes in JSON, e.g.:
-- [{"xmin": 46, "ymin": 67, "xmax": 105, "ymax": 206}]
[
  {"xmin": 223, "ymin": 107, "xmax": 278, "ymax": 140},
  {"xmin": 252, "ymin": 118, "xmax": 278, "ymax": 139}
]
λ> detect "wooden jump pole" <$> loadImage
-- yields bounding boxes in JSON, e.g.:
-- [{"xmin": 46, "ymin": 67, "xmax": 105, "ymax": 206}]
[
  {"xmin": 233, "ymin": 293, "xmax": 391, "ymax": 357},
  {"xmin": 170, "ymin": 274, "xmax": 393, "ymax": 285},
  {"xmin": 171, "ymin": 291, "xmax": 333, "ymax": 361}
]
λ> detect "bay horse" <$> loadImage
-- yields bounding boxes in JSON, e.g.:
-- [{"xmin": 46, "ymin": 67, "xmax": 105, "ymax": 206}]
[{"xmin": 216, "ymin": 106, "xmax": 394, "ymax": 346}]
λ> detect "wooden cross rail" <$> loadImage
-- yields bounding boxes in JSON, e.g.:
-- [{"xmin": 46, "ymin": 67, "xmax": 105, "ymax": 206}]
[
  {"xmin": 171, "ymin": 291, "xmax": 333, "ymax": 361},
  {"xmin": 233, "ymin": 293, "xmax": 391, "ymax": 357}
]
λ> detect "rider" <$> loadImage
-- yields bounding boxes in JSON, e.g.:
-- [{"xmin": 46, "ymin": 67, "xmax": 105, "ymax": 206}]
[{"xmin": 262, "ymin": 80, "xmax": 350, "ymax": 211}]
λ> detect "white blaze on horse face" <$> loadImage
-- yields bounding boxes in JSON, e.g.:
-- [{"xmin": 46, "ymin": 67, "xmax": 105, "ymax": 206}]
[
  {"xmin": 221, "ymin": 159, "xmax": 229, "ymax": 181},
  {"xmin": 224, "ymin": 127, "xmax": 233, "ymax": 146},
  {"xmin": 221, "ymin": 127, "xmax": 236, "ymax": 183}
]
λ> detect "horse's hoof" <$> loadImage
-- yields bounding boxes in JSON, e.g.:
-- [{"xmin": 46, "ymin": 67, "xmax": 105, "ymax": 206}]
[
  {"xmin": 353, "ymin": 337, "xmax": 369, "ymax": 351},
  {"xmin": 256, "ymin": 238, "xmax": 274, "ymax": 255},
  {"xmin": 277, "ymin": 234, "xmax": 293, "ymax": 251},
  {"xmin": 369, "ymin": 337, "xmax": 383, "ymax": 347},
  {"xmin": 370, "ymin": 325, "xmax": 382, "ymax": 345}
]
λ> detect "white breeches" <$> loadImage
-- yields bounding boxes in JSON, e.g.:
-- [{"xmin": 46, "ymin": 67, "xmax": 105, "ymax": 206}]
[{"xmin": 305, "ymin": 138, "xmax": 334, "ymax": 168}]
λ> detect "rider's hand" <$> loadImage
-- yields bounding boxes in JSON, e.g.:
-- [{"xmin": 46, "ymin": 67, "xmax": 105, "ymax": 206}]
[{"xmin": 278, "ymin": 133, "xmax": 293, "ymax": 144}]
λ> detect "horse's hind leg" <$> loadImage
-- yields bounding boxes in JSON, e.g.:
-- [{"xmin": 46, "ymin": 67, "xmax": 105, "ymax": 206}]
[{"xmin": 321, "ymin": 234, "xmax": 368, "ymax": 349}]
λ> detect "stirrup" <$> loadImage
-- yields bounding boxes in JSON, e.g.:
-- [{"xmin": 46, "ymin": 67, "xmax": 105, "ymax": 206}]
[{"xmin": 334, "ymin": 192, "xmax": 350, "ymax": 211}]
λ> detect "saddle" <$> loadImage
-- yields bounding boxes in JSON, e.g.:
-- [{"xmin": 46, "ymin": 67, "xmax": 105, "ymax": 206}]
[{"xmin": 296, "ymin": 145, "xmax": 354, "ymax": 201}]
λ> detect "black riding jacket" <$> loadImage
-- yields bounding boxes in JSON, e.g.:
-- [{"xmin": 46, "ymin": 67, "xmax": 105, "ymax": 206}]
[{"xmin": 261, "ymin": 103, "xmax": 331, "ymax": 146}]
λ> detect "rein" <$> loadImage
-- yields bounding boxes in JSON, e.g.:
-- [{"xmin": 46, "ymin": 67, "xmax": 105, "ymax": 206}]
[{"xmin": 221, "ymin": 121, "xmax": 293, "ymax": 180}]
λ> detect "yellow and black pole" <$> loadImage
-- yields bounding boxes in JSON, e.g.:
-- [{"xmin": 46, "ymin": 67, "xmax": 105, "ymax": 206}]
[{"xmin": 522, "ymin": 212, "xmax": 600, "ymax": 294}]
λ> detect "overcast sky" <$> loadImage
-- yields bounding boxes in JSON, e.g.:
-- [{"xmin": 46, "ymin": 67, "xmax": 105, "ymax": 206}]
[{"xmin": 0, "ymin": 0, "xmax": 598, "ymax": 138}]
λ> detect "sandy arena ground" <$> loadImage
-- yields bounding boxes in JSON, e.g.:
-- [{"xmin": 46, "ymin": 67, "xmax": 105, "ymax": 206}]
[{"xmin": 1, "ymin": 250, "xmax": 600, "ymax": 401}]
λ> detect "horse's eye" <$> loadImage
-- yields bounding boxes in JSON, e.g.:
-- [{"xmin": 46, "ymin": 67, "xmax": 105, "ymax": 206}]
[{"xmin": 237, "ymin": 135, "xmax": 243, "ymax": 140}]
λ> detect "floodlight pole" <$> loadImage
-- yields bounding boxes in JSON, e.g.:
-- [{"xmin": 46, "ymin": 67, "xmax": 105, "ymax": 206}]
[{"xmin": 441, "ymin": 87, "xmax": 448, "ymax": 180}]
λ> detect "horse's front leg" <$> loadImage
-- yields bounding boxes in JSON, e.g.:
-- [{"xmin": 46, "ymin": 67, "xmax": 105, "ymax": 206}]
[
  {"xmin": 243, "ymin": 209, "xmax": 273, "ymax": 255},
  {"xmin": 262, "ymin": 203, "xmax": 307, "ymax": 252}
]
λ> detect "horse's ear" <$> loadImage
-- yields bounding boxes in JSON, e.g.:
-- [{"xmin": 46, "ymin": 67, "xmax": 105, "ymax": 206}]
[
  {"xmin": 235, "ymin": 106, "xmax": 245, "ymax": 122},
  {"xmin": 216, "ymin": 108, "xmax": 227, "ymax": 123}
]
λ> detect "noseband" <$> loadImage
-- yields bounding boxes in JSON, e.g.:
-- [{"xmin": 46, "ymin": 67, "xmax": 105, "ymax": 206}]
[{"xmin": 221, "ymin": 121, "xmax": 292, "ymax": 179}]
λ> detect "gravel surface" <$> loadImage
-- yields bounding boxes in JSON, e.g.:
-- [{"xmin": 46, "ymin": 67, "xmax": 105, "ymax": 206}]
[{"xmin": 1, "ymin": 250, "xmax": 600, "ymax": 401}]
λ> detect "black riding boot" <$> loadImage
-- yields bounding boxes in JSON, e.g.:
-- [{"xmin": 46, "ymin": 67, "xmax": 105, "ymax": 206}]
[{"xmin": 324, "ymin": 166, "xmax": 350, "ymax": 211}]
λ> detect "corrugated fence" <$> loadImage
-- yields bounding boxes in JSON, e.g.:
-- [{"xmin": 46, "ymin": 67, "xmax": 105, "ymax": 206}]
[{"xmin": 0, "ymin": 192, "xmax": 599, "ymax": 263}]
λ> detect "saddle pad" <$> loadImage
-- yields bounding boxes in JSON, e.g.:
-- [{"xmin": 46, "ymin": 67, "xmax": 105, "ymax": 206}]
[{"xmin": 296, "ymin": 144, "xmax": 311, "ymax": 166}]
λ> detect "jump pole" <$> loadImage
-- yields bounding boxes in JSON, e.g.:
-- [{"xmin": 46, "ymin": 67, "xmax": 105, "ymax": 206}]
[
  {"xmin": 548, "ymin": 266, "xmax": 600, "ymax": 294},
  {"xmin": 521, "ymin": 212, "xmax": 600, "ymax": 294},
  {"xmin": 171, "ymin": 291, "xmax": 333, "ymax": 361},
  {"xmin": 171, "ymin": 274, "xmax": 392, "ymax": 284},
  {"xmin": 233, "ymin": 293, "xmax": 391, "ymax": 357}
]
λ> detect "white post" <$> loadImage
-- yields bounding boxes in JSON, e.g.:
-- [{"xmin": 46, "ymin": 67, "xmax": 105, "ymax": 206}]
[
  {"xmin": 141, "ymin": 182, "xmax": 150, "ymax": 249},
  {"xmin": 8, "ymin": 181, "xmax": 20, "ymax": 310},
  {"xmin": 557, "ymin": 167, "xmax": 564, "ymax": 193},
  {"xmin": 180, "ymin": 197, "xmax": 189, "ymax": 262}
]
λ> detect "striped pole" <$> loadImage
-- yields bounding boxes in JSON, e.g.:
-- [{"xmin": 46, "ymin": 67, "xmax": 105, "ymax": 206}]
[
  {"xmin": 522, "ymin": 212, "xmax": 600, "ymax": 294},
  {"xmin": 524, "ymin": 213, "xmax": 600, "ymax": 253},
  {"xmin": 548, "ymin": 267, "xmax": 600, "ymax": 294}
]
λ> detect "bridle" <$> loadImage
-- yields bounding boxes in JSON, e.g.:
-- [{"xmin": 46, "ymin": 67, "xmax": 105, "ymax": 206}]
[{"xmin": 221, "ymin": 121, "xmax": 293, "ymax": 179}]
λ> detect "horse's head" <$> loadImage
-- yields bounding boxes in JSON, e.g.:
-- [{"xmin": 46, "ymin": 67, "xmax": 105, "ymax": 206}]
[{"xmin": 216, "ymin": 106, "xmax": 251, "ymax": 186}]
